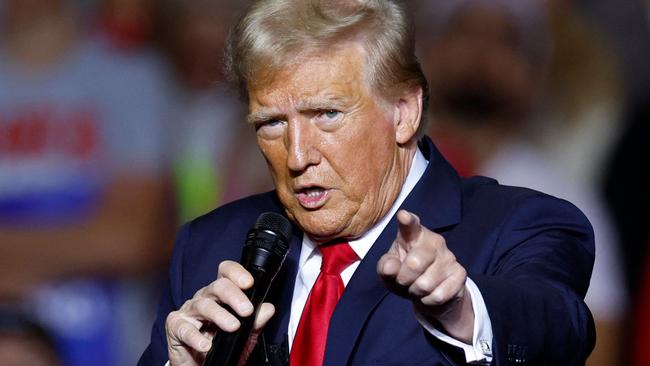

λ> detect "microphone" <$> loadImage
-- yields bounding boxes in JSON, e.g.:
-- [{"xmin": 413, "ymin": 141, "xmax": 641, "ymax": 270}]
[{"xmin": 203, "ymin": 212, "xmax": 293, "ymax": 366}]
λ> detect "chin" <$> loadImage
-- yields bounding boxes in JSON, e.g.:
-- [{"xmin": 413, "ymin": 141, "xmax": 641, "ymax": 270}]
[{"xmin": 292, "ymin": 210, "xmax": 350, "ymax": 242}]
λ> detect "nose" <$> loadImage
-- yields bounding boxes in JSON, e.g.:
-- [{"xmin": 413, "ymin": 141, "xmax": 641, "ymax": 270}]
[{"xmin": 286, "ymin": 118, "xmax": 321, "ymax": 173}]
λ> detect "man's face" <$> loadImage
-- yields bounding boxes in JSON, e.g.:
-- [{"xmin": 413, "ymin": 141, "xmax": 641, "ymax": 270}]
[
  {"xmin": 248, "ymin": 45, "xmax": 414, "ymax": 242},
  {"xmin": 425, "ymin": 5, "xmax": 535, "ymax": 123}
]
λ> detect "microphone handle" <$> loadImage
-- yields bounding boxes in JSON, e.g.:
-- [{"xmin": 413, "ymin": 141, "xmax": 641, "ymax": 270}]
[{"xmin": 203, "ymin": 267, "xmax": 271, "ymax": 366}]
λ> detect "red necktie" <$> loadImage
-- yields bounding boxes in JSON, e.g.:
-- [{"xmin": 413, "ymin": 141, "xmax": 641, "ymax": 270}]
[{"xmin": 290, "ymin": 242, "xmax": 358, "ymax": 366}]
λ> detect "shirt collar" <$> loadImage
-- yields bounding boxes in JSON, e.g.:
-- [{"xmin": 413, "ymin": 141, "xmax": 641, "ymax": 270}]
[{"xmin": 299, "ymin": 148, "xmax": 429, "ymax": 264}]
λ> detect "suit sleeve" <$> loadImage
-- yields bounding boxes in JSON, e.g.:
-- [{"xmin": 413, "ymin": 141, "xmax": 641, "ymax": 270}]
[
  {"xmin": 471, "ymin": 193, "xmax": 596, "ymax": 365},
  {"xmin": 138, "ymin": 223, "xmax": 191, "ymax": 366}
]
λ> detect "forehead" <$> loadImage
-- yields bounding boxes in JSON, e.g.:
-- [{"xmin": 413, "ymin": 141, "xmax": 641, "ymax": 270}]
[{"xmin": 247, "ymin": 44, "xmax": 374, "ymax": 112}]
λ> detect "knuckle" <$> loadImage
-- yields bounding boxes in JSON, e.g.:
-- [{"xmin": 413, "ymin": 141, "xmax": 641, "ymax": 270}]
[
  {"xmin": 457, "ymin": 265, "xmax": 467, "ymax": 279},
  {"xmin": 417, "ymin": 235, "xmax": 440, "ymax": 253},
  {"xmin": 409, "ymin": 236, "xmax": 424, "ymax": 249},
  {"xmin": 429, "ymin": 289, "xmax": 448, "ymax": 305},
  {"xmin": 177, "ymin": 323, "xmax": 193, "ymax": 340},
  {"xmin": 442, "ymin": 252, "xmax": 457, "ymax": 268},
  {"xmin": 210, "ymin": 279, "xmax": 222, "ymax": 292},
  {"xmin": 166, "ymin": 311, "xmax": 179, "ymax": 328},
  {"xmin": 178, "ymin": 298, "xmax": 195, "ymax": 312},
  {"xmin": 217, "ymin": 261, "xmax": 231, "ymax": 276},
  {"xmin": 448, "ymin": 263, "xmax": 466, "ymax": 281},
  {"xmin": 210, "ymin": 278, "xmax": 228, "ymax": 294},
  {"xmin": 414, "ymin": 276, "xmax": 434, "ymax": 293},
  {"xmin": 405, "ymin": 255, "xmax": 424, "ymax": 272},
  {"xmin": 432, "ymin": 235, "xmax": 446, "ymax": 249},
  {"xmin": 194, "ymin": 298, "xmax": 212, "ymax": 313},
  {"xmin": 448, "ymin": 252, "xmax": 457, "ymax": 263}
]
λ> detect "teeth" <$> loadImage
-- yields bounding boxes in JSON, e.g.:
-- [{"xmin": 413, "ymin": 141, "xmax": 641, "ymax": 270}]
[{"xmin": 300, "ymin": 188, "xmax": 325, "ymax": 198}]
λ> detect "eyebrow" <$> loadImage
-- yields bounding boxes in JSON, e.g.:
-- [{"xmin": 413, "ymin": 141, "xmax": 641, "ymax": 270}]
[
  {"xmin": 247, "ymin": 110, "xmax": 281, "ymax": 125},
  {"xmin": 295, "ymin": 94, "xmax": 349, "ymax": 111},
  {"xmin": 246, "ymin": 94, "xmax": 352, "ymax": 124}
]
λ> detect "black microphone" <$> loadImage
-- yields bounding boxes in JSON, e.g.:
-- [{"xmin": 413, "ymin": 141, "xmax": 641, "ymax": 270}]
[{"xmin": 203, "ymin": 212, "xmax": 292, "ymax": 366}]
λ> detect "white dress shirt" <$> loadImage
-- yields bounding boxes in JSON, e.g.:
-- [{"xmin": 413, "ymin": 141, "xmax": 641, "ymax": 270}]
[{"xmin": 288, "ymin": 149, "xmax": 494, "ymax": 364}]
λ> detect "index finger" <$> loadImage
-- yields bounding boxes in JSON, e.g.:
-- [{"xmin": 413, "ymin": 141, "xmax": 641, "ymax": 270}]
[
  {"xmin": 217, "ymin": 260, "xmax": 254, "ymax": 289},
  {"xmin": 396, "ymin": 210, "xmax": 422, "ymax": 246}
]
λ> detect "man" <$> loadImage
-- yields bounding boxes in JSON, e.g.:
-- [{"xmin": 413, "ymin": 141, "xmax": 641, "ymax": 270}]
[{"xmin": 140, "ymin": 1, "xmax": 595, "ymax": 365}]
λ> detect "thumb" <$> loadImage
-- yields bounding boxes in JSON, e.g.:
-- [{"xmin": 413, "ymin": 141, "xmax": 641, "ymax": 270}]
[
  {"xmin": 396, "ymin": 210, "xmax": 421, "ymax": 249},
  {"xmin": 238, "ymin": 303, "xmax": 275, "ymax": 366},
  {"xmin": 377, "ymin": 250, "xmax": 401, "ymax": 279},
  {"xmin": 252, "ymin": 302, "xmax": 275, "ymax": 332}
]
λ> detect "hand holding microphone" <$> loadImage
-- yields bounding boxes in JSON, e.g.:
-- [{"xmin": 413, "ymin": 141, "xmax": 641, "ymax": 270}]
[{"xmin": 165, "ymin": 213, "xmax": 292, "ymax": 366}]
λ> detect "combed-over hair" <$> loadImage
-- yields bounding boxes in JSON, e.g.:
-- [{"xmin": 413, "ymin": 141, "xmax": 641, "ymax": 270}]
[{"xmin": 225, "ymin": 0, "xmax": 430, "ymax": 136}]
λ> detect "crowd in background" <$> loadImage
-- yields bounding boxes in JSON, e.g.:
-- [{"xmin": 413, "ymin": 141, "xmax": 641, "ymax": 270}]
[{"xmin": 0, "ymin": 0, "xmax": 647, "ymax": 365}]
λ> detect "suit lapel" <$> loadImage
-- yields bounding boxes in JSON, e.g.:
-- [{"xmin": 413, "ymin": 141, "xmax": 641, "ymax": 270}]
[
  {"xmin": 406, "ymin": 137, "xmax": 462, "ymax": 231},
  {"xmin": 323, "ymin": 137, "xmax": 462, "ymax": 365}
]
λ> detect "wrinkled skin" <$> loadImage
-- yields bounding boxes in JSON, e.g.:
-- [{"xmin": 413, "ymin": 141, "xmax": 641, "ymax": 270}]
[{"xmin": 248, "ymin": 44, "xmax": 419, "ymax": 243}]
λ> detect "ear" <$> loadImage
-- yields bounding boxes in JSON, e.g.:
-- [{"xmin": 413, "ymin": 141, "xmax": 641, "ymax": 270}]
[{"xmin": 393, "ymin": 87, "xmax": 423, "ymax": 145}]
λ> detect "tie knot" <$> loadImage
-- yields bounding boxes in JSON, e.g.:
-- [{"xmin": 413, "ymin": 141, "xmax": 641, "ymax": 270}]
[{"xmin": 319, "ymin": 242, "xmax": 358, "ymax": 275}]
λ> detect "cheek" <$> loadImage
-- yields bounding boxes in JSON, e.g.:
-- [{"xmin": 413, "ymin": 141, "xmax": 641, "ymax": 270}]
[
  {"xmin": 359, "ymin": 121, "xmax": 395, "ymax": 159},
  {"xmin": 338, "ymin": 122, "xmax": 395, "ymax": 189}
]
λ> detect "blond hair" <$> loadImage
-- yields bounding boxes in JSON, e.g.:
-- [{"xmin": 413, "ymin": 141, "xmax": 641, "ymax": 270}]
[{"xmin": 225, "ymin": 0, "xmax": 429, "ymax": 134}]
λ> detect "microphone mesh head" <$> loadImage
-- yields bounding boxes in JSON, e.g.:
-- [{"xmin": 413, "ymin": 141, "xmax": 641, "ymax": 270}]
[{"xmin": 254, "ymin": 212, "xmax": 292, "ymax": 243}]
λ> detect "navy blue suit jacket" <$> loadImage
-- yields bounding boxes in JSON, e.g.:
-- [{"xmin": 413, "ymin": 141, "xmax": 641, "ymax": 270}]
[{"xmin": 140, "ymin": 138, "xmax": 596, "ymax": 365}]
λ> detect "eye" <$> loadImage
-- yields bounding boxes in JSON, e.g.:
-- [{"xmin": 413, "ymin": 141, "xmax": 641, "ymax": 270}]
[
  {"xmin": 321, "ymin": 110, "xmax": 340, "ymax": 119},
  {"xmin": 313, "ymin": 109, "xmax": 343, "ymax": 131},
  {"xmin": 255, "ymin": 119, "xmax": 285, "ymax": 139},
  {"xmin": 314, "ymin": 109, "xmax": 342, "ymax": 123},
  {"xmin": 324, "ymin": 110, "xmax": 340, "ymax": 119},
  {"xmin": 255, "ymin": 119, "xmax": 283, "ymax": 130}
]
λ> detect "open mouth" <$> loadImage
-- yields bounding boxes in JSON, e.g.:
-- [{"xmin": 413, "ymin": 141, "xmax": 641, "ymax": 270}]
[{"xmin": 295, "ymin": 186, "xmax": 330, "ymax": 209}]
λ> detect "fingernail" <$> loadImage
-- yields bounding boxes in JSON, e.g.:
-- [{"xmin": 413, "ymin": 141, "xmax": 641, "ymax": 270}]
[
  {"xmin": 383, "ymin": 258, "xmax": 398, "ymax": 274},
  {"xmin": 200, "ymin": 340, "xmax": 210, "ymax": 352},
  {"xmin": 238, "ymin": 277, "xmax": 249, "ymax": 287},
  {"xmin": 382, "ymin": 261, "xmax": 392, "ymax": 273},
  {"xmin": 239, "ymin": 302, "xmax": 253, "ymax": 314},
  {"xmin": 229, "ymin": 319, "xmax": 240, "ymax": 330}
]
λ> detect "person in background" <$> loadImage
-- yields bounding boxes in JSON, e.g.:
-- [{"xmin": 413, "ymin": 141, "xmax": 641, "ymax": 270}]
[
  {"xmin": 0, "ymin": 0, "xmax": 173, "ymax": 364},
  {"xmin": 633, "ymin": 249, "xmax": 650, "ymax": 365},
  {"xmin": 574, "ymin": 0, "xmax": 650, "ymax": 107},
  {"xmin": 604, "ymin": 95, "xmax": 650, "ymax": 365},
  {"xmin": 159, "ymin": 0, "xmax": 273, "ymax": 223},
  {"xmin": 416, "ymin": 1, "xmax": 626, "ymax": 364},
  {"xmin": 0, "ymin": 307, "xmax": 60, "ymax": 366},
  {"xmin": 98, "ymin": 0, "xmax": 157, "ymax": 52},
  {"xmin": 593, "ymin": 1, "xmax": 650, "ymax": 362}
]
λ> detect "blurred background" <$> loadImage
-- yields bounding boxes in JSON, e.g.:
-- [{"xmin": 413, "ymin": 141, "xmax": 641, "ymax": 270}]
[{"xmin": 0, "ymin": 0, "xmax": 647, "ymax": 365}]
